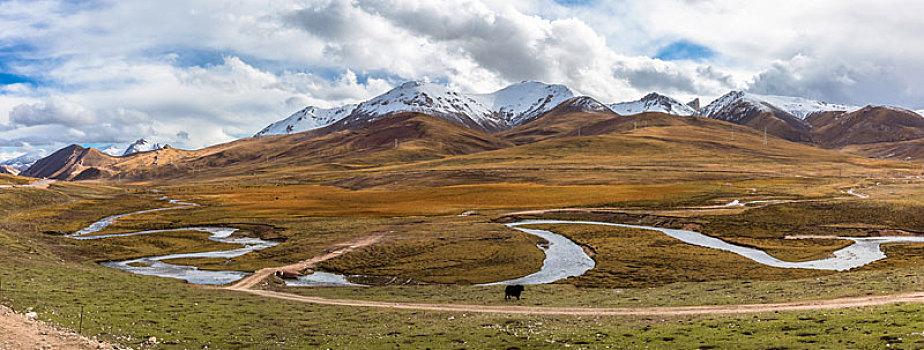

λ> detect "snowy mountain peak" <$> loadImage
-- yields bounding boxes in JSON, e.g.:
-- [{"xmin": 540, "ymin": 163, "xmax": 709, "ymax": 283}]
[
  {"xmin": 256, "ymin": 80, "xmax": 580, "ymax": 136},
  {"xmin": 0, "ymin": 151, "xmax": 47, "ymax": 171},
  {"xmin": 345, "ymin": 81, "xmax": 500, "ymax": 130},
  {"xmin": 255, "ymin": 104, "xmax": 357, "ymax": 136},
  {"xmin": 122, "ymin": 139, "xmax": 167, "ymax": 156},
  {"xmin": 686, "ymin": 98, "xmax": 700, "ymax": 111},
  {"xmin": 700, "ymin": 91, "xmax": 858, "ymax": 120},
  {"xmin": 608, "ymin": 92, "xmax": 695, "ymax": 116},
  {"xmin": 697, "ymin": 91, "xmax": 749, "ymax": 119},
  {"xmin": 474, "ymin": 81, "xmax": 575, "ymax": 126},
  {"xmin": 554, "ymin": 96, "xmax": 614, "ymax": 114}
]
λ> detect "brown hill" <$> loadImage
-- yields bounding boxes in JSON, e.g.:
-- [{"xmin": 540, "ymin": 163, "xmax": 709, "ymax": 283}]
[
  {"xmin": 841, "ymin": 139, "xmax": 924, "ymax": 161},
  {"xmin": 22, "ymin": 144, "xmax": 197, "ymax": 181},
  {"xmin": 499, "ymin": 97, "xmax": 619, "ymax": 144},
  {"xmin": 365, "ymin": 109, "xmax": 895, "ymax": 191},
  {"xmin": 707, "ymin": 106, "xmax": 812, "ymax": 143},
  {"xmin": 22, "ymin": 145, "xmax": 116, "ymax": 180},
  {"xmin": 23, "ymin": 113, "xmax": 512, "ymax": 181},
  {"xmin": 698, "ymin": 93, "xmax": 813, "ymax": 143},
  {"xmin": 181, "ymin": 112, "xmax": 512, "ymax": 173},
  {"xmin": 807, "ymin": 106, "xmax": 924, "ymax": 148},
  {"xmin": 0, "ymin": 165, "xmax": 19, "ymax": 176}
]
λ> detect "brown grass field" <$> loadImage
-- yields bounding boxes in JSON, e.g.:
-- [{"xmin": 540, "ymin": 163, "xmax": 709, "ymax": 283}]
[{"xmin": 3, "ymin": 115, "xmax": 924, "ymax": 348}]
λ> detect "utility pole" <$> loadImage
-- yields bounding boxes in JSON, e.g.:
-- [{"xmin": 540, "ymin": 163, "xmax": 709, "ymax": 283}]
[
  {"xmin": 763, "ymin": 127, "xmax": 768, "ymax": 145},
  {"xmin": 731, "ymin": 129, "xmax": 735, "ymax": 141},
  {"xmin": 78, "ymin": 305, "xmax": 84, "ymax": 334}
]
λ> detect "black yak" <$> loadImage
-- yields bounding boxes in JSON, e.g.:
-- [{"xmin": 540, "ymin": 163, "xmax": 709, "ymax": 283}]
[{"xmin": 504, "ymin": 285, "xmax": 524, "ymax": 300}]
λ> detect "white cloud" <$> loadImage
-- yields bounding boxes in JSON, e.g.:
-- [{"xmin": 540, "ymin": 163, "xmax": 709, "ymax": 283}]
[
  {"xmin": 9, "ymin": 97, "xmax": 96, "ymax": 127},
  {"xmin": 2, "ymin": 0, "xmax": 923, "ymax": 158},
  {"xmin": 0, "ymin": 56, "xmax": 391, "ymax": 150},
  {"xmin": 284, "ymin": 0, "xmax": 736, "ymax": 100}
]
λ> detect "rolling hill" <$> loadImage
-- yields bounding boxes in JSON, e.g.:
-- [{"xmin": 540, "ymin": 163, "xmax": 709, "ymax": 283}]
[
  {"xmin": 807, "ymin": 106, "xmax": 924, "ymax": 148},
  {"xmin": 20, "ymin": 80, "xmax": 924, "ymax": 184}
]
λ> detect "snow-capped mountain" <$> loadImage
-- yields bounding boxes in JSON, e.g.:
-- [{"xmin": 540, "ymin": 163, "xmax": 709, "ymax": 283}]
[
  {"xmin": 122, "ymin": 139, "xmax": 167, "ymax": 156},
  {"xmin": 0, "ymin": 151, "xmax": 47, "ymax": 171},
  {"xmin": 257, "ymin": 81, "xmax": 577, "ymax": 135},
  {"xmin": 697, "ymin": 91, "xmax": 812, "ymax": 142},
  {"xmin": 100, "ymin": 145, "xmax": 125, "ymax": 156},
  {"xmin": 555, "ymin": 96, "xmax": 614, "ymax": 114},
  {"xmin": 472, "ymin": 81, "xmax": 575, "ymax": 126},
  {"xmin": 255, "ymin": 104, "xmax": 357, "ymax": 136},
  {"xmin": 339, "ymin": 81, "xmax": 501, "ymax": 131},
  {"xmin": 608, "ymin": 92, "xmax": 696, "ymax": 116},
  {"xmin": 699, "ymin": 91, "xmax": 857, "ymax": 121}
]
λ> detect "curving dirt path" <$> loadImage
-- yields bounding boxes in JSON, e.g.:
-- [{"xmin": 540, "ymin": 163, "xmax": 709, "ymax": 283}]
[
  {"xmin": 24, "ymin": 179, "xmax": 56, "ymax": 189},
  {"xmin": 227, "ymin": 232, "xmax": 386, "ymax": 291},
  {"xmin": 235, "ymin": 288, "xmax": 924, "ymax": 316},
  {"xmin": 0, "ymin": 179, "xmax": 55, "ymax": 189},
  {"xmin": 219, "ymin": 183, "xmax": 924, "ymax": 316}
]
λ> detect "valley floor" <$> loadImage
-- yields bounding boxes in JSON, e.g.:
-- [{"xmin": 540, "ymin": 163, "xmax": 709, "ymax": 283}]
[{"xmin": 3, "ymin": 171, "xmax": 924, "ymax": 348}]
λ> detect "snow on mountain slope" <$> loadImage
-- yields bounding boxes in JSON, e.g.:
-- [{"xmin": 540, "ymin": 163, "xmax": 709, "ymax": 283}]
[
  {"xmin": 608, "ymin": 93, "xmax": 695, "ymax": 116},
  {"xmin": 257, "ymin": 81, "xmax": 577, "ymax": 135},
  {"xmin": 558, "ymin": 96, "xmax": 614, "ymax": 113},
  {"xmin": 0, "ymin": 151, "xmax": 47, "ymax": 171},
  {"xmin": 700, "ymin": 91, "xmax": 857, "ymax": 120},
  {"xmin": 255, "ymin": 104, "xmax": 357, "ymax": 136},
  {"xmin": 337, "ymin": 81, "xmax": 503, "ymax": 132},
  {"xmin": 101, "ymin": 145, "xmax": 125, "ymax": 156},
  {"xmin": 473, "ymin": 81, "xmax": 575, "ymax": 126},
  {"xmin": 750, "ymin": 94, "xmax": 858, "ymax": 119},
  {"xmin": 122, "ymin": 139, "xmax": 167, "ymax": 156}
]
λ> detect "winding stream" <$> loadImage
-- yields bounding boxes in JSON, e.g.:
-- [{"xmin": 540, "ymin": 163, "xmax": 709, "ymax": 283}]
[
  {"xmin": 66, "ymin": 199, "xmax": 280, "ymax": 285},
  {"xmin": 507, "ymin": 220, "xmax": 924, "ymax": 272},
  {"xmin": 68, "ymin": 197, "xmax": 924, "ymax": 286},
  {"xmin": 100, "ymin": 227, "xmax": 278, "ymax": 285},
  {"xmin": 479, "ymin": 222, "xmax": 596, "ymax": 285}
]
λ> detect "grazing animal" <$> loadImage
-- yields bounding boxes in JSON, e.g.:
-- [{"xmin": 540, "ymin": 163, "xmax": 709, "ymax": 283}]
[
  {"xmin": 505, "ymin": 285, "xmax": 524, "ymax": 300},
  {"xmin": 274, "ymin": 270, "xmax": 299, "ymax": 279}
]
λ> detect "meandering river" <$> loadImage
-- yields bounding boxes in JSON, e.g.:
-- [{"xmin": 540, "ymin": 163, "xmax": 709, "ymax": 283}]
[{"xmin": 68, "ymin": 197, "xmax": 924, "ymax": 286}]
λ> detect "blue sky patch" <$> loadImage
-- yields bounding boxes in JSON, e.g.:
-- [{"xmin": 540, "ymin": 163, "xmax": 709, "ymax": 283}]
[
  {"xmin": 161, "ymin": 49, "xmax": 227, "ymax": 68},
  {"xmin": 654, "ymin": 40, "xmax": 715, "ymax": 61},
  {"xmin": 0, "ymin": 72, "xmax": 34, "ymax": 86}
]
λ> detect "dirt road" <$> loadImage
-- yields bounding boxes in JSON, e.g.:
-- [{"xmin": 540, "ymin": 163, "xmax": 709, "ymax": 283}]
[
  {"xmin": 225, "ymin": 228, "xmax": 924, "ymax": 316},
  {"xmin": 227, "ymin": 232, "xmax": 386, "ymax": 291},
  {"xmin": 0, "ymin": 179, "xmax": 56, "ymax": 189},
  {"xmin": 237, "ymin": 289, "xmax": 924, "ymax": 316},
  {"xmin": 24, "ymin": 179, "xmax": 56, "ymax": 189},
  {"xmin": 0, "ymin": 305, "xmax": 117, "ymax": 350}
]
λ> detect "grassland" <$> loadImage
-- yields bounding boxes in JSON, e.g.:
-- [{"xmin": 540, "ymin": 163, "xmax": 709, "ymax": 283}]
[
  {"xmin": 4, "ymin": 119, "xmax": 924, "ymax": 348},
  {"xmin": 2, "ymin": 177, "xmax": 924, "ymax": 348},
  {"xmin": 59, "ymin": 176, "xmax": 914, "ymax": 288},
  {"xmin": 517, "ymin": 224, "xmax": 830, "ymax": 288},
  {"xmin": 5, "ymin": 242, "xmax": 924, "ymax": 349},
  {"xmin": 0, "ymin": 173, "xmax": 32, "ymax": 186}
]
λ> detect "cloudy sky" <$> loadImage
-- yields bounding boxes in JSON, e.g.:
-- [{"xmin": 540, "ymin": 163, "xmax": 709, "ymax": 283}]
[{"xmin": 1, "ymin": 0, "xmax": 922, "ymax": 159}]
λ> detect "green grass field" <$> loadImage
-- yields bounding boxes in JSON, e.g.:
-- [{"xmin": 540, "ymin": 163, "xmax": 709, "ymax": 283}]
[{"xmin": 2, "ymin": 144, "xmax": 924, "ymax": 348}]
